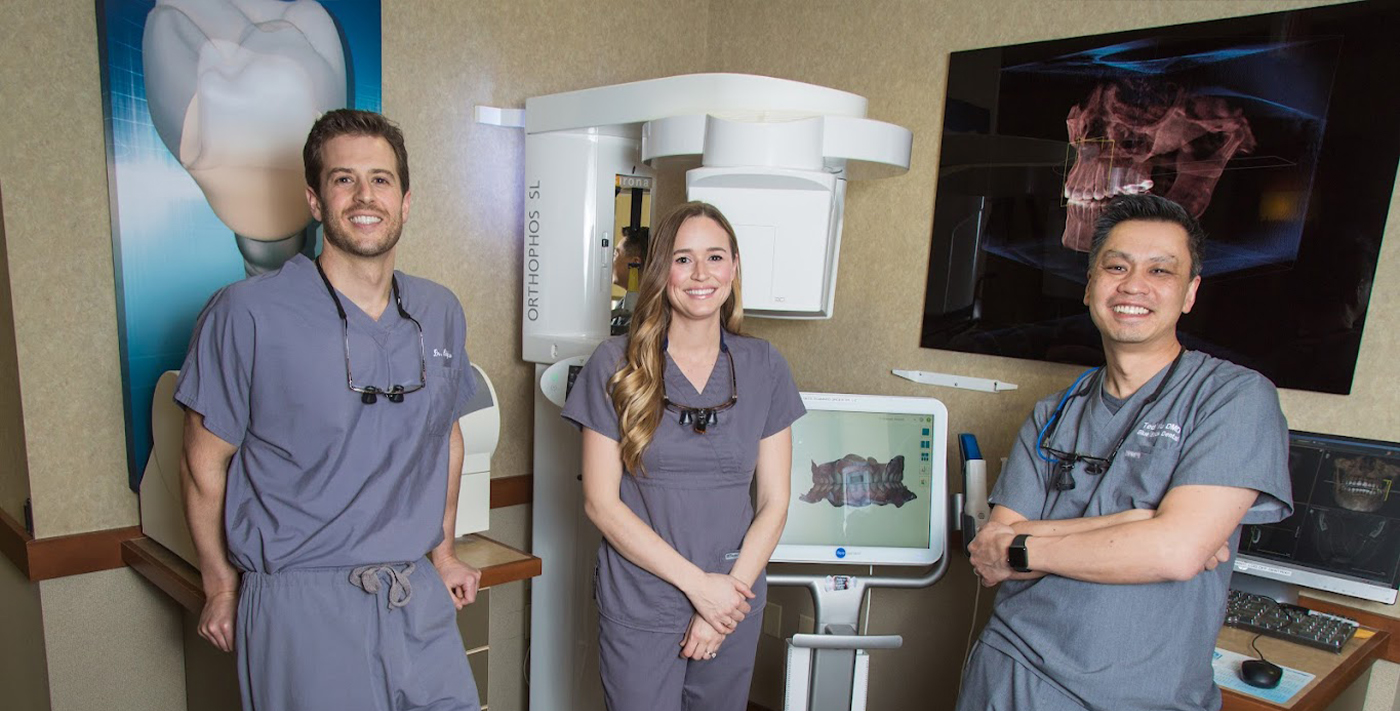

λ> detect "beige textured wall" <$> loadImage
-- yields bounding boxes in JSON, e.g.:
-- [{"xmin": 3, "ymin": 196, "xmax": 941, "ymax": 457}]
[
  {"xmin": 0, "ymin": 3, "xmax": 183, "ymax": 711},
  {"xmin": 0, "ymin": 0, "xmax": 132, "ymax": 539},
  {"xmin": 0, "ymin": 182, "xmax": 33, "ymax": 524},
  {"xmin": 0, "ymin": 557, "xmax": 51, "ymax": 711},
  {"xmin": 39, "ymin": 569, "xmax": 186, "ymax": 711},
  {"xmin": 1358, "ymin": 662, "xmax": 1400, "ymax": 711},
  {"xmin": 703, "ymin": 0, "xmax": 1398, "ymax": 709}
]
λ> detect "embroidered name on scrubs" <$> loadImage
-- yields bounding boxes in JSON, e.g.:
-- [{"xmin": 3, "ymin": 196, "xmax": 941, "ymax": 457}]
[{"xmin": 1136, "ymin": 421, "xmax": 1183, "ymax": 441}]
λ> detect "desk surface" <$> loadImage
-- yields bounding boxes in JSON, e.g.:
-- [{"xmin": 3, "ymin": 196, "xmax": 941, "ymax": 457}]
[
  {"xmin": 122, "ymin": 535, "xmax": 542, "ymax": 614},
  {"xmin": 1217, "ymin": 623, "xmax": 1388, "ymax": 711}
]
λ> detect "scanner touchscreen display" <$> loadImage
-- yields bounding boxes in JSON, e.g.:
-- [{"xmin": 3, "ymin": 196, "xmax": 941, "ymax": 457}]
[{"xmin": 774, "ymin": 393, "xmax": 947, "ymax": 565}]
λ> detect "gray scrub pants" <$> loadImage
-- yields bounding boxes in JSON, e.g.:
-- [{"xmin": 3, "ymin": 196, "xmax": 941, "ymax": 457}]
[
  {"xmin": 598, "ymin": 607, "xmax": 763, "ymax": 711},
  {"xmin": 236, "ymin": 562, "xmax": 480, "ymax": 711},
  {"xmin": 956, "ymin": 642, "xmax": 1089, "ymax": 711}
]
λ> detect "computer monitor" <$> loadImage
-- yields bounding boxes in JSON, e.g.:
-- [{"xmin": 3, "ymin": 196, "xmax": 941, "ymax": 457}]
[
  {"xmin": 1233, "ymin": 430, "xmax": 1400, "ymax": 604},
  {"xmin": 771, "ymin": 392, "xmax": 948, "ymax": 566}
]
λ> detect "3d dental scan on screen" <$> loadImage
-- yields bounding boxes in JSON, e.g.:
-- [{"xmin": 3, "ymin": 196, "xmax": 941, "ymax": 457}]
[
  {"xmin": 1234, "ymin": 431, "xmax": 1400, "ymax": 605},
  {"xmin": 774, "ymin": 393, "xmax": 948, "ymax": 566}
]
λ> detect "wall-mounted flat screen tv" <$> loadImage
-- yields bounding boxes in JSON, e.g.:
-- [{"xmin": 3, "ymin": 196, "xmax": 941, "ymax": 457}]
[{"xmin": 921, "ymin": 0, "xmax": 1399, "ymax": 395}]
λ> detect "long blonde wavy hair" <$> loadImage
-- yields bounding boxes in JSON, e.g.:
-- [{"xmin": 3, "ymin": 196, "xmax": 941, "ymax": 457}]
[{"xmin": 608, "ymin": 202, "xmax": 744, "ymax": 475}]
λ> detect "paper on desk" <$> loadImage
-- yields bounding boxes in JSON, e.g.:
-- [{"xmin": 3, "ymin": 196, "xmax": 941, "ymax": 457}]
[{"xmin": 1213, "ymin": 647, "xmax": 1314, "ymax": 704}]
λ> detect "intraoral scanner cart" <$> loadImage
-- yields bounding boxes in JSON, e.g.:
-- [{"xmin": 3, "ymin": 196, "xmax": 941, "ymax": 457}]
[{"xmin": 772, "ymin": 392, "xmax": 950, "ymax": 711}]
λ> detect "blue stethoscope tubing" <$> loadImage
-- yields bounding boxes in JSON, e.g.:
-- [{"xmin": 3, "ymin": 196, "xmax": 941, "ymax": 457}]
[{"xmin": 1034, "ymin": 366, "xmax": 1101, "ymax": 464}]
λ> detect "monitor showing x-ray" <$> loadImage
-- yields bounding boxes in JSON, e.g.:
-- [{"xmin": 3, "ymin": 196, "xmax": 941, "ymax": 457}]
[
  {"xmin": 1234, "ymin": 431, "xmax": 1400, "ymax": 604},
  {"xmin": 771, "ymin": 393, "xmax": 948, "ymax": 566}
]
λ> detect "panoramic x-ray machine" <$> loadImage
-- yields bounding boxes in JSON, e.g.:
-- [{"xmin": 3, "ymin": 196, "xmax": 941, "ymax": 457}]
[{"xmin": 491, "ymin": 73, "xmax": 914, "ymax": 711}]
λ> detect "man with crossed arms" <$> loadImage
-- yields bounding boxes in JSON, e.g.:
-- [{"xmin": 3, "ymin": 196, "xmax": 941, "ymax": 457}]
[{"xmin": 959, "ymin": 194, "xmax": 1293, "ymax": 711}]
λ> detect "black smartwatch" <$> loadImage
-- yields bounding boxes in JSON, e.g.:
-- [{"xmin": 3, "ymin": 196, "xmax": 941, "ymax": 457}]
[{"xmin": 1008, "ymin": 534, "xmax": 1032, "ymax": 573}]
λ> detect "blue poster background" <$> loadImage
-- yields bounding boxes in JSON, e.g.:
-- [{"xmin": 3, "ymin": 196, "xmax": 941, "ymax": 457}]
[{"xmin": 96, "ymin": 0, "xmax": 383, "ymax": 490}]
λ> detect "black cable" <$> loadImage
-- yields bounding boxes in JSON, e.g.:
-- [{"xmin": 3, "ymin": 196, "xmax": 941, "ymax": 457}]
[{"xmin": 1250, "ymin": 633, "xmax": 1270, "ymax": 662}]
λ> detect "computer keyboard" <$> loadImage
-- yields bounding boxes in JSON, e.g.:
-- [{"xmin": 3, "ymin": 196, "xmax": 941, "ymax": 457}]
[{"xmin": 1224, "ymin": 589, "xmax": 1360, "ymax": 653}]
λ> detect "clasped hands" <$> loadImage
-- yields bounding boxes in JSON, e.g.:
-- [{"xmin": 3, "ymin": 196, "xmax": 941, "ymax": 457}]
[{"xmin": 680, "ymin": 572, "xmax": 755, "ymax": 661}]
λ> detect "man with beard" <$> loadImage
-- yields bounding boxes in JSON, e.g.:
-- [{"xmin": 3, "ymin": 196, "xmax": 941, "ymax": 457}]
[
  {"xmin": 958, "ymin": 195, "xmax": 1292, "ymax": 711},
  {"xmin": 176, "ymin": 109, "xmax": 483, "ymax": 711}
]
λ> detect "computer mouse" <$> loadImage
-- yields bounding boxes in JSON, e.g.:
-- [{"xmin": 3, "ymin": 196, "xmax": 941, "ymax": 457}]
[{"xmin": 1239, "ymin": 659, "xmax": 1283, "ymax": 689}]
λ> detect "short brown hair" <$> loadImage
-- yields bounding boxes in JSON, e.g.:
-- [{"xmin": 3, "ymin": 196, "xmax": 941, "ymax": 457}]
[{"xmin": 303, "ymin": 109, "xmax": 410, "ymax": 196}]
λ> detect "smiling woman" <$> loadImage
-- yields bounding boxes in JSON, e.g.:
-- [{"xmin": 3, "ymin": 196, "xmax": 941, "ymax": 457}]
[
  {"xmin": 665, "ymin": 216, "xmax": 738, "ymax": 329},
  {"xmin": 559, "ymin": 201, "xmax": 807, "ymax": 711},
  {"xmin": 610, "ymin": 202, "xmax": 746, "ymax": 473}
]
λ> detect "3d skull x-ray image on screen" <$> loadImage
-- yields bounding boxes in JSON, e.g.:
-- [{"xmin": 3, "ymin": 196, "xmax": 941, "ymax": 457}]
[
  {"xmin": 1331, "ymin": 457, "xmax": 1400, "ymax": 514},
  {"xmin": 1241, "ymin": 439, "xmax": 1400, "ymax": 590},
  {"xmin": 1062, "ymin": 83, "xmax": 1256, "ymax": 252},
  {"xmin": 1302, "ymin": 453, "xmax": 1400, "ymax": 582},
  {"xmin": 921, "ymin": 1, "xmax": 1400, "ymax": 395}
]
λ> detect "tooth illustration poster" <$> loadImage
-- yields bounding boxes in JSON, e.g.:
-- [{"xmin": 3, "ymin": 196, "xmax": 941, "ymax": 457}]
[
  {"xmin": 918, "ymin": 0, "xmax": 1400, "ymax": 396},
  {"xmin": 96, "ymin": 0, "xmax": 382, "ymax": 490}
]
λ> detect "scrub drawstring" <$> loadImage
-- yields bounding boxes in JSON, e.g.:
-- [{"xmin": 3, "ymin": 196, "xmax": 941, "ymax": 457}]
[{"xmin": 349, "ymin": 562, "xmax": 415, "ymax": 609}]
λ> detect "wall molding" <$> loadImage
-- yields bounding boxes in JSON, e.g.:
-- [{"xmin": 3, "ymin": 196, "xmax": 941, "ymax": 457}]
[
  {"xmin": 0, "ymin": 476, "xmax": 534, "ymax": 584},
  {"xmin": 490, "ymin": 474, "xmax": 532, "ymax": 509},
  {"xmin": 0, "ymin": 507, "xmax": 141, "ymax": 583}
]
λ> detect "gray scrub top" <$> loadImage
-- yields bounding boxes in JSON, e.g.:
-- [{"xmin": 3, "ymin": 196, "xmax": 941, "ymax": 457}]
[
  {"xmin": 982, "ymin": 350, "xmax": 1293, "ymax": 711},
  {"xmin": 175, "ymin": 254, "xmax": 478, "ymax": 574},
  {"xmin": 562, "ymin": 333, "xmax": 806, "ymax": 632}
]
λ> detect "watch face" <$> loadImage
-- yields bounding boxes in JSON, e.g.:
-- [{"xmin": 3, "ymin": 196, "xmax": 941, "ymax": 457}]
[{"xmin": 1009, "ymin": 535, "xmax": 1030, "ymax": 572}]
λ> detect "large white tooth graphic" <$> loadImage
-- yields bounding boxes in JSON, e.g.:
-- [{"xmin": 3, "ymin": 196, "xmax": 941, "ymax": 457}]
[{"xmin": 143, "ymin": 0, "xmax": 346, "ymax": 243}]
